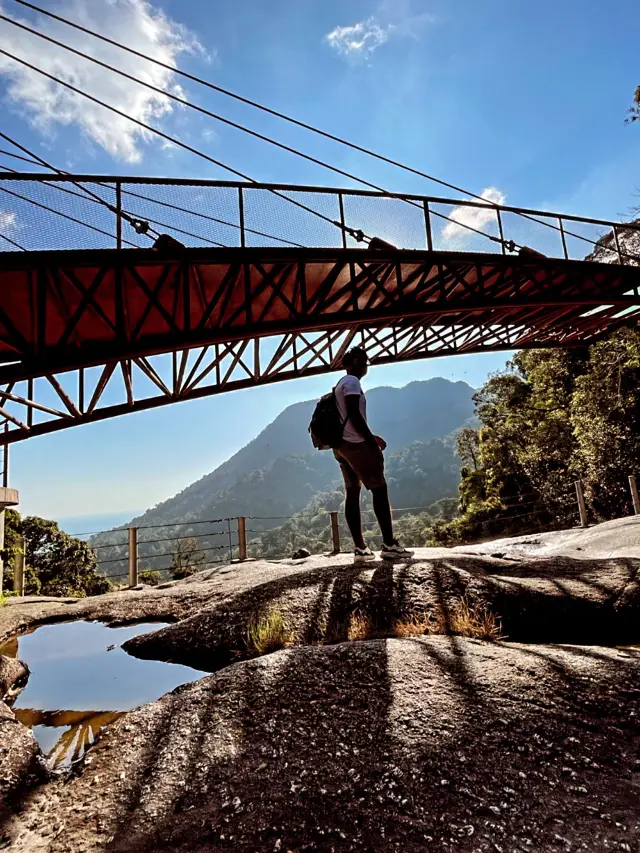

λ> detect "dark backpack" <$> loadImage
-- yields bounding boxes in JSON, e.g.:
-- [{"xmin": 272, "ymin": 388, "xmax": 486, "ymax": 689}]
[{"xmin": 309, "ymin": 388, "xmax": 347, "ymax": 450}]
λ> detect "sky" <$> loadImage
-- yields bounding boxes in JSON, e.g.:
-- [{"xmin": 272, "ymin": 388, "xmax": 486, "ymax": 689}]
[{"xmin": 0, "ymin": 0, "xmax": 638, "ymax": 526}]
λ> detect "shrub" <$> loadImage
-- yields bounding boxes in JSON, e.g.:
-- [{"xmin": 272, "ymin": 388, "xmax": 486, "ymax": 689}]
[
  {"xmin": 139, "ymin": 570, "xmax": 161, "ymax": 586},
  {"xmin": 246, "ymin": 609, "xmax": 294, "ymax": 656}
]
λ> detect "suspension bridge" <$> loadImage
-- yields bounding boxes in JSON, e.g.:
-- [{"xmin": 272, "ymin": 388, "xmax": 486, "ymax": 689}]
[{"xmin": 0, "ymin": 172, "xmax": 638, "ymax": 445}]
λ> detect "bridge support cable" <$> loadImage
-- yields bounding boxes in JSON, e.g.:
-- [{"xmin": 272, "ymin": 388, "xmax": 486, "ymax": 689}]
[
  {"xmin": 0, "ymin": 131, "xmax": 156, "ymax": 244},
  {"xmin": 6, "ymin": 0, "xmax": 531, "ymax": 207},
  {"xmin": 0, "ymin": 167, "xmax": 229, "ymax": 249},
  {"xmin": 0, "ymin": 231, "xmax": 25, "ymax": 251},
  {"xmin": 0, "ymin": 48, "xmax": 372, "ymax": 249},
  {"xmin": 0, "ymin": 22, "xmax": 518, "ymax": 254},
  {"xmin": 0, "ymin": 183, "xmax": 143, "ymax": 249},
  {"xmin": 6, "ymin": 0, "xmax": 640, "ymax": 264},
  {"xmin": 0, "ymin": 153, "xmax": 306, "ymax": 249}
]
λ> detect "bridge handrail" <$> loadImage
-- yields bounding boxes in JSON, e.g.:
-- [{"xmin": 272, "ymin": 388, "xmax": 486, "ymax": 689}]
[{"xmin": 1, "ymin": 171, "xmax": 639, "ymax": 233}]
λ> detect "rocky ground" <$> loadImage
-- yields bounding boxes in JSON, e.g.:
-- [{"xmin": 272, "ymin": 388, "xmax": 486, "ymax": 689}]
[{"xmin": 0, "ymin": 518, "xmax": 639, "ymax": 851}]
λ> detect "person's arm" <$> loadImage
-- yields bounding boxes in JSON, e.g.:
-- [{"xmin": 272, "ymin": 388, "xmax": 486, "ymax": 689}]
[{"xmin": 345, "ymin": 395, "xmax": 379, "ymax": 448}]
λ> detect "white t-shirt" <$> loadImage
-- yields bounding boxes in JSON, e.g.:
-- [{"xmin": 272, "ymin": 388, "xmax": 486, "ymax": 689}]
[{"xmin": 335, "ymin": 374, "xmax": 367, "ymax": 443}]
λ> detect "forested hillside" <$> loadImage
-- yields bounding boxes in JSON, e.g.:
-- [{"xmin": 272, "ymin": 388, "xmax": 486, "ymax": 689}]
[
  {"xmin": 90, "ymin": 378, "xmax": 474, "ymax": 574},
  {"xmin": 123, "ymin": 377, "xmax": 474, "ymax": 529},
  {"xmin": 432, "ymin": 326, "xmax": 640, "ymax": 545}
]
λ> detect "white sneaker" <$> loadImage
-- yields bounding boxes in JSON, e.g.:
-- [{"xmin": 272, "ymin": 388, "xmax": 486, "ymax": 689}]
[
  {"xmin": 354, "ymin": 546, "xmax": 376, "ymax": 564},
  {"xmin": 380, "ymin": 540, "xmax": 414, "ymax": 560}
]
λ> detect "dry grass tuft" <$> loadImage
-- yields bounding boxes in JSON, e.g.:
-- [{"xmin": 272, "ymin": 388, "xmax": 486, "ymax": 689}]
[
  {"xmin": 392, "ymin": 612, "xmax": 444, "ymax": 637},
  {"xmin": 450, "ymin": 597, "xmax": 503, "ymax": 640},
  {"xmin": 246, "ymin": 609, "xmax": 295, "ymax": 656},
  {"xmin": 392, "ymin": 598, "xmax": 503, "ymax": 641},
  {"xmin": 347, "ymin": 614, "xmax": 374, "ymax": 642}
]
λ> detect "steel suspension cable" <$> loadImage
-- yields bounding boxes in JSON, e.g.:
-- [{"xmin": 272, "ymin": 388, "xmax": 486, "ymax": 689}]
[
  {"xmin": 8, "ymin": 0, "xmax": 506, "ymax": 206},
  {"xmin": 0, "ymin": 149, "xmax": 305, "ymax": 247},
  {"xmin": 0, "ymin": 183, "xmax": 142, "ymax": 247},
  {"xmin": 0, "ymin": 130, "xmax": 157, "ymax": 241},
  {"xmin": 0, "ymin": 231, "xmax": 25, "ymax": 250},
  {"xmin": 0, "ymin": 161, "xmax": 228, "ymax": 247},
  {"xmin": 0, "ymin": 14, "xmax": 410, "ymax": 200},
  {"xmin": 0, "ymin": 49, "xmax": 366, "ymax": 242},
  {"xmin": 0, "ymin": 15, "xmax": 518, "ymax": 250},
  {"xmin": 7, "ymin": 0, "xmax": 640, "ymax": 262}
]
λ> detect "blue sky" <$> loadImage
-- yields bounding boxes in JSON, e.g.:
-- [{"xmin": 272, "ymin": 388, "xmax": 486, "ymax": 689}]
[{"xmin": 0, "ymin": 0, "xmax": 638, "ymax": 524}]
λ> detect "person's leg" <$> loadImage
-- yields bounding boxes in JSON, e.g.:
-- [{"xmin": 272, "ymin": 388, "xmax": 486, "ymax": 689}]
[
  {"xmin": 334, "ymin": 448, "xmax": 365, "ymax": 550},
  {"xmin": 372, "ymin": 484, "xmax": 394, "ymax": 545},
  {"xmin": 345, "ymin": 485, "xmax": 366, "ymax": 550}
]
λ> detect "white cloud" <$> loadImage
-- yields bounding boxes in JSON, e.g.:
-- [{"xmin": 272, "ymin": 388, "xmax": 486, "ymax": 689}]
[
  {"xmin": 0, "ymin": 211, "xmax": 17, "ymax": 231},
  {"xmin": 0, "ymin": 0, "xmax": 203, "ymax": 163},
  {"xmin": 442, "ymin": 187, "xmax": 506, "ymax": 242},
  {"xmin": 325, "ymin": 17, "xmax": 389, "ymax": 60},
  {"xmin": 325, "ymin": 2, "xmax": 434, "ymax": 62}
]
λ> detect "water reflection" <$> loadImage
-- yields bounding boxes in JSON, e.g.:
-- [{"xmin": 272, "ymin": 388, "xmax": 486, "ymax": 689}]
[
  {"xmin": 3, "ymin": 620, "xmax": 202, "ymax": 766},
  {"xmin": 13, "ymin": 708, "xmax": 124, "ymax": 768}
]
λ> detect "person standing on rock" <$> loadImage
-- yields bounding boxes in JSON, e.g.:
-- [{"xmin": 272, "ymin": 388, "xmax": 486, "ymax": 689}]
[{"xmin": 333, "ymin": 347, "xmax": 414, "ymax": 563}]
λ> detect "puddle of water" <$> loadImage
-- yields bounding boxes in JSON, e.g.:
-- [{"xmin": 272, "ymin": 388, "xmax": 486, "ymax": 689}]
[{"xmin": 0, "ymin": 620, "xmax": 202, "ymax": 768}]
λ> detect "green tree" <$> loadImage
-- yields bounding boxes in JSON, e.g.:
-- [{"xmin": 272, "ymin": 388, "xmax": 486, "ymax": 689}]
[
  {"xmin": 139, "ymin": 569, "xmax": 161, "ymax": 586},
  {"xmin": 3, "ymin": 512, "xmax": 110, "ymax": 597},
  {"xmin": 627, "ymin": 85, "xmax": 640, "ymax": 123},
  {"xmin": 170, "ymin": 537, "xmax": 205, "ymax": 579},
  {"xmin": 456, "ymin": 427, "xmax": 480, "ymax": 471},
  {"xmin": 2, "ymin": 509, "xmax": 40, "ymax": 594},
  {"xmin": 571, "ymin": 328, "xmax": 640, "ymax": 518}
]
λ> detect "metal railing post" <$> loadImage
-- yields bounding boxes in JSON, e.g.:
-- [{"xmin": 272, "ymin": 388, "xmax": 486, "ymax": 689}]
[
  {"xmin": 115, "ymin": 180, "xmax": 122, "ymax": 250},
  {"xmin": 423, "ymin": 200, "xmax": 433, "ymax": 252},
  {"xmin": 574, "ymin": 480, "xmax": 588, "ymax": 528},
  {"xmin": 14, "ymin": 535, "xmax": 24, "ymax": 597},
  {"xmin": 330, "ymin": 511, "xmax": 340, "ymax": 554},
  {"xmin": 496, "ymin": 209, "xmax": 506, "ymax": 255},
  {"xmin": 237, "ymin": 516, "xmax": 247, "ymax": 561},
  {"xmin": 558, "ymin": 217, "xmax": 569, "ymax": 259},
  {"xmin": 338, "ymin": 193, "xmax": 348, "ymax": 249},
  {"xmin": 2, "ymin": 424, "xmax": 8, "ymax": 489},
  {"xmin": 238, "ymin": 187, "xmax": 246, "ymax": 248},
  {"xmin": 612, "ymin": 225, "xmax": 624, "ymax": 265},
  {"xmin": 629, "ymin": 474, "xmax": 640, "ymax": 515},
  {"xmin": 128, "ymin": 526, "xmax": 138, "ymax": 586}
]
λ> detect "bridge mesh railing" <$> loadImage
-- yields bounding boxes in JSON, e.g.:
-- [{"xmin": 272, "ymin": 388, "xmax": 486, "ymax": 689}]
[{"xmin": 0, "ymin": 173, "xmax": 637, "ymax": 263}]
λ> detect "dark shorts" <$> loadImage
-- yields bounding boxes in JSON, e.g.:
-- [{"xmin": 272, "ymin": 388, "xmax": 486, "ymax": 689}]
[{"xmin": 333, "ymin": 440, "xmax": 386, "ymax": 491}]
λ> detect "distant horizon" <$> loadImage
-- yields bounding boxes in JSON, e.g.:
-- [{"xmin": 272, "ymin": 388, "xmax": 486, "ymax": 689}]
[
  {"xmin": 39, "ymin": 374, "xmax": 477, "ymax": 534},
  {"xmin": 55, "ymin": 511, "xmax": 145, "ymax": 537},
  {"xmin": 14, "ymin": 357, "xmax": 497, "ymax": 522}
]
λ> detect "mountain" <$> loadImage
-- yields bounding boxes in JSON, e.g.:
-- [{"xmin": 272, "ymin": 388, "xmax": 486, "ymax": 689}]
[
  {"xmin": 90, "ymin": 378, "xmax": 475, "ymax": 572},
  {"xmin": 125, "ymin": 378, "xmax": 475, "ymax": 527}
]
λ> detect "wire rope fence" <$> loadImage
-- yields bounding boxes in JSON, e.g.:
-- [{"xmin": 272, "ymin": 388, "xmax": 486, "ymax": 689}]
[
  {"xmin": 0, "ymin": 173, "xmax": 638, "ymax": 266},
  {"xmin": 37, "ymin": 471, "xmax": 640, "ymax": 594}
]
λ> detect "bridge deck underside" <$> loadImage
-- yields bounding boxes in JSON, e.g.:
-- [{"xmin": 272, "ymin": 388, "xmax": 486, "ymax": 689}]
[{"xmin": 0, "ymin": 246, "xmax": 638, "ymax": 442}]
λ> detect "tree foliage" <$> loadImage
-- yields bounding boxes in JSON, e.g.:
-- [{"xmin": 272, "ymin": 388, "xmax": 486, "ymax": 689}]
[
  {"xmin": 170, "ymin": 537, "xmax": 205, "ymax": 579},
  {"xmin": 628, "ymin": 85, "xmax": 640, "ymax": 123},
  {"xmin": 433, "ymin": 328, "xmax": 640, "ymax": 545},
  {"xmin": 2, "ymin": 511, "xmax": 110, "ymax": 597},
  {"xmin": 139, "ymin": 569, "xmax": 161, "ymax": 586}
]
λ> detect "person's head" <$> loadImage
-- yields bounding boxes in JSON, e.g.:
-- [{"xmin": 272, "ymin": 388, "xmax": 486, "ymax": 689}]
[{"xmin": 342, "ymin": 347, "xmax": 369, "ymax": 379}]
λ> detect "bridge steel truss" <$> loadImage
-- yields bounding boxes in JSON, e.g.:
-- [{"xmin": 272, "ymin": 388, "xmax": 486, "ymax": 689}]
[{"xmin": 0, "ymin": 243, "xmax": 639, "ymax": 444}]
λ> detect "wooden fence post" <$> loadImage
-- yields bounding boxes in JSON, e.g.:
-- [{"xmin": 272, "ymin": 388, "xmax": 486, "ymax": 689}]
[
  {"xmin": 13, "ymin": 535, "xmax": 24, "ymax": 597},
  {"xmin": 330, "ymin": 511, "xmax": 340, "ymax": 554},
  {"xmin": 629, "ymin": 474, "xmax": 640, "ymax": 516},
  {"xmin": 575, "ymin": 480, "xmax": 588, "ymax": 528},
  {"xmin": 237, "ymin": 517, "xmax": 247, "ymax": 561},
  {"xmin": 128, "ymin": 527, "xmax": 138, "ymax": 587}
]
